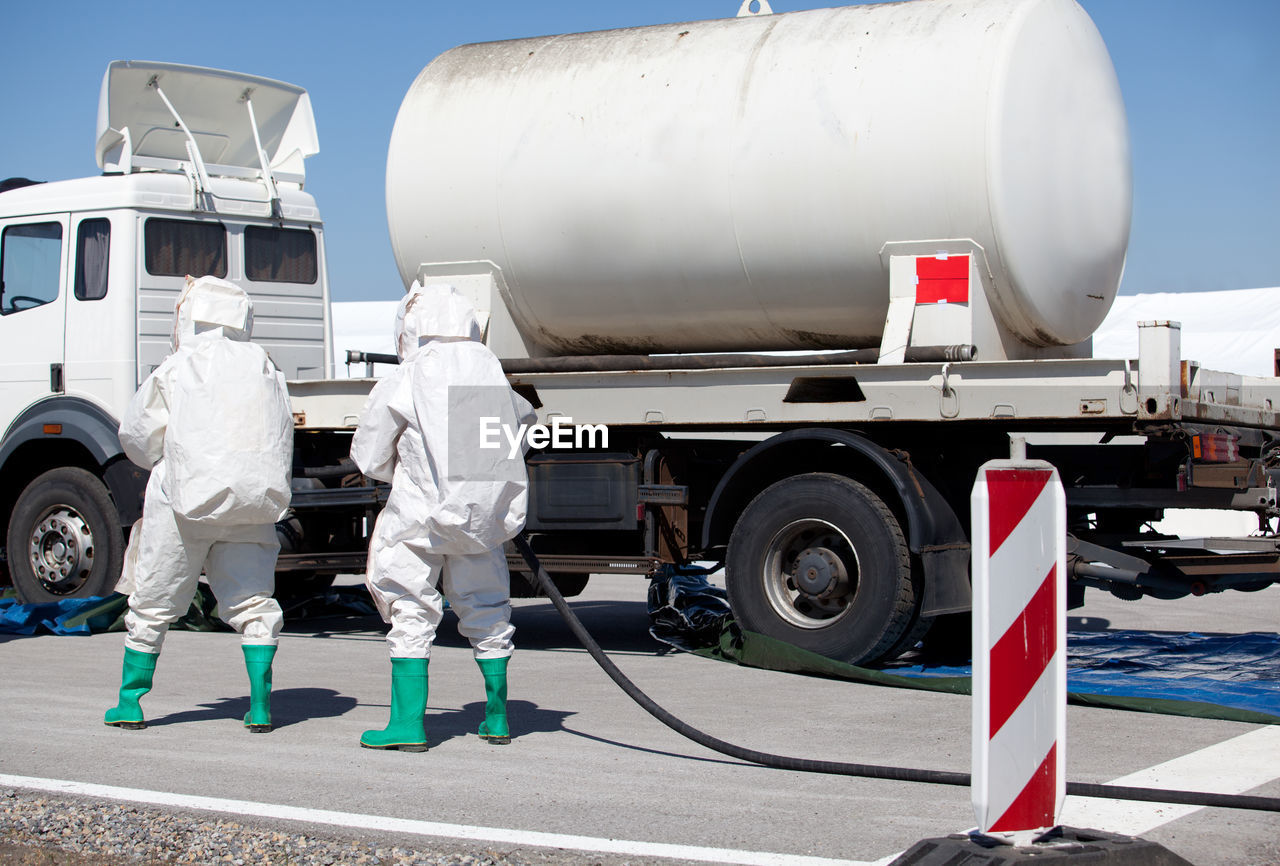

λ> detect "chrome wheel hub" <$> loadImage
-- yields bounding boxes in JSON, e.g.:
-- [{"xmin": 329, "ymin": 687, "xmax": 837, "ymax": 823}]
[
  {"xmin": 28, "ymin": 506, "xmax": 95, "ymax": 594},
  {"xmin": 762, "ymin": 519, "xmax": 859, "ymax": 629}
]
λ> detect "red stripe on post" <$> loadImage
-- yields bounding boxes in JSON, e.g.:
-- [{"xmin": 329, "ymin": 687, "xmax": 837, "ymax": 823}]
[
  {"xmin": 990, "ymin": 743, "xmax": 1058, "ymax": 833},
  {"xmin": 989, "ymin": 564, "xmax": 1058, "ymax": 735},
  {"xmin": 986, "ymin": 470, "xmax": 1052, "ymax": 554}
]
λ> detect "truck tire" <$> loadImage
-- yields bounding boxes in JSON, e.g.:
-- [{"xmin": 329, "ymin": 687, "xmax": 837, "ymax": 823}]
[
  {"xmin": 511, "ymin": 570, "xmax": 589, "ymax": 599},
  {"xmin": 6, "ymin": 467, "xmax": 124, "ymax": 603},
  {"xmin": 725, "ymin": 473, "xmax": 918, "ymax": 666},
  {"xmin": 276, "ymin": 571, "xmax": 336, "ymax": 602}
]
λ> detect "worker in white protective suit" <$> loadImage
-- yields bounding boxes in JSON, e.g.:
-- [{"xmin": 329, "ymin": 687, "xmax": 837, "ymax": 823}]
[
  {"xmin": 351, "ymin": 282, "xmax": 534, "ymax": 751},
  {"xmin": 104, "ymin": 275, "xmax": 293, "ymax": 733}
]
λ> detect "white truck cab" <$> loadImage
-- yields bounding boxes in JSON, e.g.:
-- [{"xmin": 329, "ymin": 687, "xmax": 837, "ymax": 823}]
[{"xmin": 0, "ymin": 61, "xmax": 332, "ymax": 602}]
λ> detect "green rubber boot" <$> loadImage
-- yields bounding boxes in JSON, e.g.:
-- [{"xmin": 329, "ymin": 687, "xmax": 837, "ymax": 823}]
[
  {"xmin": 476, "ymin": 656, "xmax": 510, "ymax": 745},
  {"xmin": 104, "ymin": 647, "xmax": 159, "ymax": 730},
  {"xmin": 242, "ymin": 645, "xmax": 277, "ymax": 733},
  {"xmin": 360, "ymin": 657, "xmax": 428, "ymax": 752}
]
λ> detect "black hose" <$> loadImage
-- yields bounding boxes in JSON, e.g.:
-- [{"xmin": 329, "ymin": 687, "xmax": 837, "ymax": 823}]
[
  {"xmin": 343, "ymin": 346, "xmax": 979, "ymax": 373},
  {"xmin": 501, "ymin": 345, "xmax": 976, "ymax": 374},
  {"xmin": 512, "ymin": 535, "xmax": 1280, "ymax": 813},
  {"xmin": 345, "ymin": 350, "xmax": 399, "ymax": 366}
]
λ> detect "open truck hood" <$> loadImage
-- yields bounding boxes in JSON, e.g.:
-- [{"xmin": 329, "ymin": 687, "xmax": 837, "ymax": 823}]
[{"xmin": 95, "ymin": 60, "xmax": 318, "ymax": 183}]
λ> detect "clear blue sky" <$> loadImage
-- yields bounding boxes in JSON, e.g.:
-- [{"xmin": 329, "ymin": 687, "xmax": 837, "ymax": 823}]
[{"xmin": 3, "ymin": 0, "xmax": 1275, "ymax": 302}]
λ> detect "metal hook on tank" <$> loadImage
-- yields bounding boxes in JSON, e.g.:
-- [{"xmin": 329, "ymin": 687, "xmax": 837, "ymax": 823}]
[
  {"xmin": 1120, "ymin": 359, "xmax": 1139, "ymax": 415},
  {"xmin": 939, "ymin": 363, "xmax": 960, "ymax": 419},
  {"xmin": 736, "ymin": 0, "xmax": 773, "ymax": 16}
]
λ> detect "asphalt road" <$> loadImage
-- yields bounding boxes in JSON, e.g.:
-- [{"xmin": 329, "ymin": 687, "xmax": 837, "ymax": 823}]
[{"xmin": 1, "ymin": 575, "xmax": 1278, "ymax": 865}]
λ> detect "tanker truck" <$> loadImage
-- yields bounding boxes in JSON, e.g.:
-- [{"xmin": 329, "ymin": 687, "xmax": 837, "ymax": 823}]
[
  {"xmin": 351, "ymin": 0, "xmax": 1280, "ymax": 664},
  {"xmin": 301, "ymin": 0, "xmax": 1280, "ymax": 664},
  {"xmin": 5, "ymin": 0, "xmax": 1279, "ymax": 667}
]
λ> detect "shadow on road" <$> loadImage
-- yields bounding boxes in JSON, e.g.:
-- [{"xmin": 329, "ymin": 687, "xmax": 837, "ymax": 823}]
[
  {"xmin": 143, "ymin": 687, "xmax": 358, "ymax": 730},
  {"xmin": 414, "ymin": 699, "xmax": 574, "ymax": 747},
  {"xmin": 278, "ymin": 588, "xmax": 669, "ymax": 656},
  {"xmin": 559, "ymin": 725, "xmax": 749, "ymax": 767},
  {"xmin": 507, "ymin": 599, "xmax": 664, "ymax": 655},
  {"xmin": 1069, "ymin": 616, "xmax": 1114, "ymax": 631}
]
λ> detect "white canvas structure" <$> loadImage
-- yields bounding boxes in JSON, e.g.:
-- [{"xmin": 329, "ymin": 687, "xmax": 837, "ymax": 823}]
[
  {"xmin": 1094, "ymin": 287, "xmax": 1280, "ymax": 377},
  {"xmin": 330, "ymin": 301, "xmax": 399, "ymax": 377}
]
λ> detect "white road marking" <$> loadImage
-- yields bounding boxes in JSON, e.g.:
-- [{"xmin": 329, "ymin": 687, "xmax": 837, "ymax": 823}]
[
  {"xmin": 1058, "ymin": 726, "xmax": 1280, "ymax": 836},
  {"xmin": 871, "ymin": 725, "xmax": 1280, "ymax": 862},
  {"xmin": 6, "ymin": 728, "xmax": 1275, "ymax": 863},
  {"xmin": 0, "ymin": 773, "xmax": 873, "ymax": 866}
]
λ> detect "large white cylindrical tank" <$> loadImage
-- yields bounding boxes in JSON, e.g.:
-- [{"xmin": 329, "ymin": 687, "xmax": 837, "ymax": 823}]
[{"xmin": 386, "ymin": 0, "xmax": 1131, "ymax": 356}]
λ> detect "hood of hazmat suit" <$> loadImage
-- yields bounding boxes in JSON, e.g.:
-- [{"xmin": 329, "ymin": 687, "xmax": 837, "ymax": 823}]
[
  {"xmin": 172, "ymin": 275, "xmax": 254, "ymax": 349},
  {"xmin": 394, "ymin": 283, "xmax": 482, "ymax": 357},
  {"xmin": 119, "ymin": 275, "xmax": 294, "ymax": 524},
  {"xmin": 351, "ymin": 282, "xmax": 534, "ymax": 554}
]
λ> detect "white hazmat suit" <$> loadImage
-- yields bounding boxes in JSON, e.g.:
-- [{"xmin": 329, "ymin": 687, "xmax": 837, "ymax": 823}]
[
  {"xmin": 116, "ymin": 276, "xmax": 293, "ymax": 653},
  {"xmin": 351, "ymin": 283, "xmax": 534, "ymax": 660}
]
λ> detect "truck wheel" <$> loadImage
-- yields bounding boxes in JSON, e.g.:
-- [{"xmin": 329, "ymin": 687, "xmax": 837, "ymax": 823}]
[
  {"xmin": 276, "ymin": 571, "xmax": 337, "ymax": 602},
  {"xmin": 511, "ymin": 571, "xmax": 589, "ymax": 599},
  {"xmin": 726, "ymin": 473, "xmax": 918, "ymax": 666},
  {"xmin": 6, "ymin": 467, "xmax": 123, "ymax": 603},
  {"xmin": 548, "ymin": 572, "xmax": 589, "ymax": 598}
]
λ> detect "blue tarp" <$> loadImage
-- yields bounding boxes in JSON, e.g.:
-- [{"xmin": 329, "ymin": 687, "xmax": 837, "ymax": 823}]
[
  {"xmin": 0, "ymin": 588, "xmax": 228, "ymax": 636},
  {"xmin": 696, "ymin": 622, "xmax": 1280, "ymax": 724},
  {"xmin": 0, "ymin": 595, "xmax": 124, "ymax": 635},
  {"xmin": 882, "ymin": 630, "xmax": 1280, "ymax": 722},
  {"xmin": 644, "ymin": 569, "xmax": 1280, "ymax": 724},
  {"xmin": 0, "ymin": 585, "xmax": 382, "ymax": 637}
]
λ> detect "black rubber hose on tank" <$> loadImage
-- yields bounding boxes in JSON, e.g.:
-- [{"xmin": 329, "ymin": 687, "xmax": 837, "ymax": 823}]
[
  {"xmin": 345, "ymin": 346, "xmax": 979, "ymax": 373},
  {"xmin": 512, "ymin": 535, "xmax": 1280, "ymax": 813}
]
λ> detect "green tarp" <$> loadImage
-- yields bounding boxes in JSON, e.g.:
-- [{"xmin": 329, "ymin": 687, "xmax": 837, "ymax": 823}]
[{"xmin": 696, "ymin": 620, "xmax": 1280, "ymax": 726}]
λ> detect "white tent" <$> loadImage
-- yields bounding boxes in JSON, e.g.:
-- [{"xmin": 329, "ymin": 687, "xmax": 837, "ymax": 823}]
[
  {"xmin": 330, "ymin": 300, "xmax": 398, "ymax": 378},
  {"xmin": 1094, "ymin": 287, "xmax": 1280, "ymax": 377}
]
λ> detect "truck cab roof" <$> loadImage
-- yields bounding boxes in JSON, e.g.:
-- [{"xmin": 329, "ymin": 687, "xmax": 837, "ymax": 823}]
[{"xmin": 0, "ymin": 171, "xmax": 320, "ymax": 222}]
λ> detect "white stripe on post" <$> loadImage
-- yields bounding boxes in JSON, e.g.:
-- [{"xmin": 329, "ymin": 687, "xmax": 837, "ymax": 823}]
[{"xmin": 971, "ymin": 459, "xmax": 1067, "ymax": 839}]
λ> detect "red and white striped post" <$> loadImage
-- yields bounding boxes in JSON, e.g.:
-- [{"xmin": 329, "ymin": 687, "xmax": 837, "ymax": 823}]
[{"xmin": 971, "ymin": 451, "xmax": 1067, "ymax": 842}]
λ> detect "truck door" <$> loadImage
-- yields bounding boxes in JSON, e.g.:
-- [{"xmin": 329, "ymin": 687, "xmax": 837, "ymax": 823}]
[
  {"xmin": 0, "ymin": 215, "xmax": 69, "ymax": 426},
  {"xmin": 63, "ymin": 214, "xmax": 133, "ymax": 411}
]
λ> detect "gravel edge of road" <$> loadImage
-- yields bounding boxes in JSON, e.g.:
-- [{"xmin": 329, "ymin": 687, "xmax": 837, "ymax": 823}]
[{"xmin": 0, "ymin": 786, "xmax": 688, "ymax": 866}]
